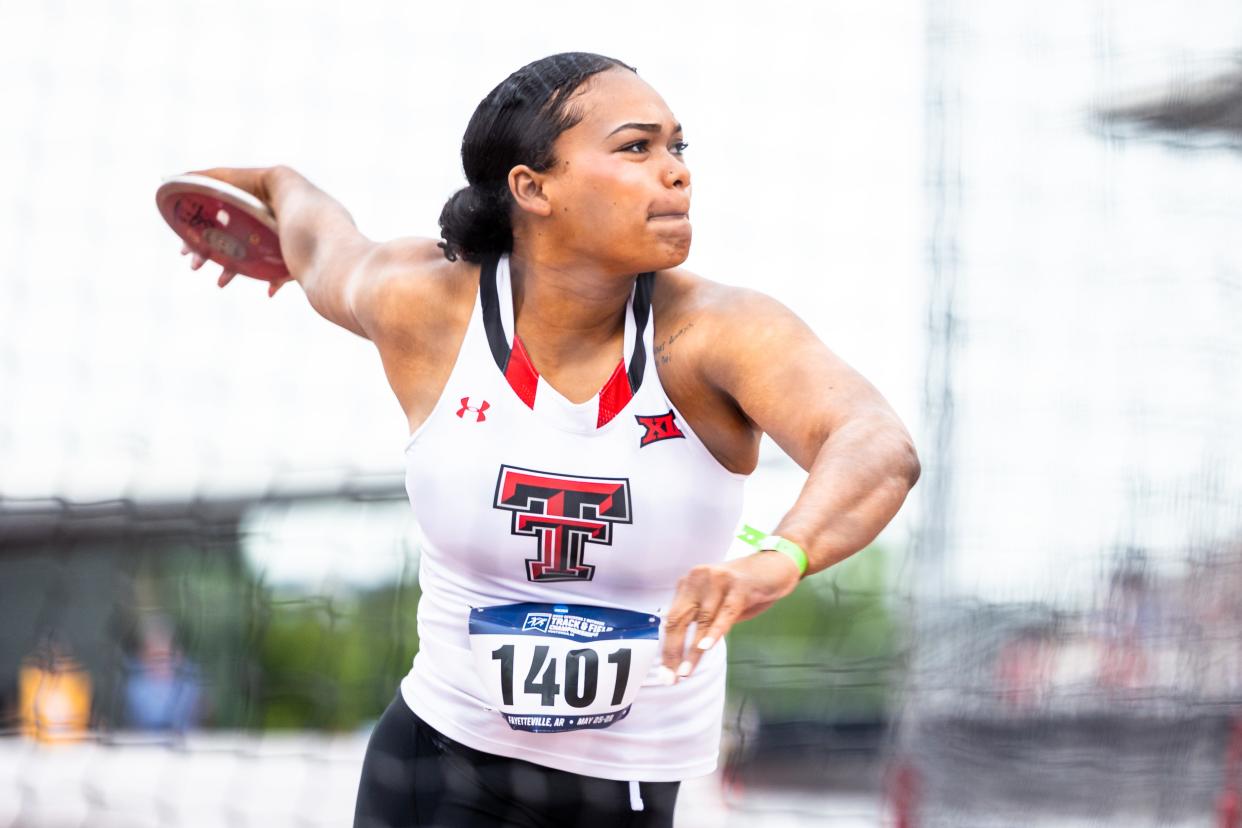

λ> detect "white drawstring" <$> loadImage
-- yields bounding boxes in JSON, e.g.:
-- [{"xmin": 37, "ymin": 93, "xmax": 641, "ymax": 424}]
[{"xmin": 628, "ymin": 779, "xmax": 645, "ymax": 812}]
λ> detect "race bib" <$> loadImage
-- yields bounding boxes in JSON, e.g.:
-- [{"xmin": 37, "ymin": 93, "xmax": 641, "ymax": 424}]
[{"xmin": 468, "ymin": 603, "xmax": 660, "ymax": 733}]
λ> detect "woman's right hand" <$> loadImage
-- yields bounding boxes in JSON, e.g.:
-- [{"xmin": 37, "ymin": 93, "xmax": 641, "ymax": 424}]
[
  {"xmin": 187, "ymin": 166, "xmax": 277, "ymax": 204},
  {"xmin": 179, "ymin": 241, "xmax": 290, "ymax": 295},
  {"xmin": 176, "ymin": 166, "xmax": 293, "ymax": 297}
]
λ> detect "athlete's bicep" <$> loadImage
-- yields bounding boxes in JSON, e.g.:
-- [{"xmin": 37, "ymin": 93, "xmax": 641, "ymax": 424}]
[{"xmin": 700, "ymin": 288, "xmax": 906, "ymax": 470}]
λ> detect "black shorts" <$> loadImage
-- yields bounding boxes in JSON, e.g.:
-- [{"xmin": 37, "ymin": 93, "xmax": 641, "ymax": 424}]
[{"xmin": 353, "ymin": 694, "xmax": 681, "ymax": 828}]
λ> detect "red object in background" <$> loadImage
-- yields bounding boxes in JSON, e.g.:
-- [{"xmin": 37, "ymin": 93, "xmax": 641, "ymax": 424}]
[
  {"xmin": 887, "ymin": 758, "xmax": 921, "ymax": 828},
  {"xmin": 1219, "ymin": 717, "xmax": 1242, "ymax": 828},
  {"xmin": 156, "ymin": 174, "xmax": 290, "ymax": 282}
]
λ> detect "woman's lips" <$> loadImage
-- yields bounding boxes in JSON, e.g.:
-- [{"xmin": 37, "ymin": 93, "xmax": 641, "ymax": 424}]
[{"xmin": 648, "ymin": 212, "xmax": 689, "ymax": 221}]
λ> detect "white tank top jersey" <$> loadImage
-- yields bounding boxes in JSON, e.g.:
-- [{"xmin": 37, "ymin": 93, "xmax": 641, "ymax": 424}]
[{"xmin": 401, "ymin": 253, "xmax": 748, "ymax": 782}]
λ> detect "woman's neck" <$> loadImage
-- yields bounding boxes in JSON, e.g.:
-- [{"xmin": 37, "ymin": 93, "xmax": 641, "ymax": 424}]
[{"xmin": 507, "ymin": 249, "xmax": 634, "ymax": 369}]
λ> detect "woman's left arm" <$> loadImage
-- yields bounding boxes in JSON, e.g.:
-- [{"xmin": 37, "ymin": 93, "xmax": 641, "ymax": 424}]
[{"xmin": 661, "ymin": 286, "xmax": 921, "ymax": 682}]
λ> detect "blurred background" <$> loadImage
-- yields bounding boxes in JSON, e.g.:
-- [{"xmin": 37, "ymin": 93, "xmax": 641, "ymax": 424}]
[{"xmin": 1, "ymin": 0, "xmax": 1240, "ymax": 825}]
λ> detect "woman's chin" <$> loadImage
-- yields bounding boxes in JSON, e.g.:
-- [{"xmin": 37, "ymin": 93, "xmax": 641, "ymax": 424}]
[
  {"xmin": 646, "ymin": 230, "xmax": 692, "ymax": 270},
  {"xmin": 587, "ymin": 230, "xmax": 691, "ymax": 273},
  {"xmin": 632, "ymin": 248, "xmax": 689, "ymax": 273},
  {"xmin": 661, "ymin": 245, "xmax": 691, "ymax": 270}
]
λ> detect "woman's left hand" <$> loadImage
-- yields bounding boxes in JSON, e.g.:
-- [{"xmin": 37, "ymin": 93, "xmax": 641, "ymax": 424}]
[{"xmin": 660, "ymin": 551, "xmax": 803, "ymax": 683}]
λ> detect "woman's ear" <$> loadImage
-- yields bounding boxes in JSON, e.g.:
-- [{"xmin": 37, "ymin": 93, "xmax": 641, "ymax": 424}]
[{"xmin": 509, "ymin": 165, "xmax": 553, "ymax": 218}]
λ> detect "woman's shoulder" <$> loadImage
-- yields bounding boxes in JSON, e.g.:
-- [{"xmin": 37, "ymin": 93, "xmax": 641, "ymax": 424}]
[
  {"xmin": 652, "ymin": 266, "xmax": 784, "ymax": 338},
  {"xmin": 651, "ymin": 263, "xmax": 820, "ymax": 400},
  {"xmin": 650, "ymin": 266, "xmax": 766, "ymax": 473}
]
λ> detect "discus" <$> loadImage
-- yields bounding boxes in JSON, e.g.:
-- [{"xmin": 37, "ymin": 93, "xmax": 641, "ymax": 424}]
[{"xmin": 155, "ymin": 174, "xmax": 291, "ymax": 282}]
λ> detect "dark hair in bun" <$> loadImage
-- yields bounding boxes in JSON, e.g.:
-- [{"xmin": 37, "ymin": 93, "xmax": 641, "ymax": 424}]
[{"xmin": 438, "ymin": 52, "xmax": 636, "ymax": 263}]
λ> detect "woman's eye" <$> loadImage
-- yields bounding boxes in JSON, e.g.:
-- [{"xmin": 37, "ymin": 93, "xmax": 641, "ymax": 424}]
[{"xmin": 620, "ymin": 139, "xmax": 689, "ymax": 155}]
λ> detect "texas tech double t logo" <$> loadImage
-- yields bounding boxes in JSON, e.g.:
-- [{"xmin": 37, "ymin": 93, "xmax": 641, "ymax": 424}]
[{"xmin": 493, "ymin": 465, "xmax": 632, "ymax": 582}]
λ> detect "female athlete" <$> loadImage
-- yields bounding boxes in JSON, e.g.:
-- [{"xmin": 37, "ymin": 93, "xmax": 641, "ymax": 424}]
[{"xmin": 180, "ymin": 52, "xmax": 919, "ymax": 828}]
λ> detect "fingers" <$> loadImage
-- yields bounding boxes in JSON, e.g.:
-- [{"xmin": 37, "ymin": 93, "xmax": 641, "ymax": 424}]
[
  {"xmin": 182, "ymin": 244, "xmax": 283, "ymax": 295},
  {"xmin": 688, "ymin": 592, "xmax": 746, "ymax": 674},
  {"xmin": 660, "ymin": 571, "xmax": 703, "ymax": 684},
  {"xmin": 180, "ymin": 243, "xmax": 291, "ymax": 297},
  {"xmin": 661, "ymin": 566, "xmax": 746, "ymax": 684},
  {"xmin": 180, "ymin": 243, "xmax": 205, "ymax": 270}
]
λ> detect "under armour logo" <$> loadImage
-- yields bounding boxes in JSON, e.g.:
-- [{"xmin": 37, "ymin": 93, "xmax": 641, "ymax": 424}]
[
  {"xmin": 457, "ymin": 397, "xmax": 490, "ymax": 422},
  {"xmin": 635, "ymin": 410, "xmax": 685, "ymax": 447}
]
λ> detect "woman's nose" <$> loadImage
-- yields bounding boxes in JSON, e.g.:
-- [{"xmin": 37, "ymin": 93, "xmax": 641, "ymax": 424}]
[{"xmin": 665, "ymin": 159, "xmax": 690, "ymax": 190}]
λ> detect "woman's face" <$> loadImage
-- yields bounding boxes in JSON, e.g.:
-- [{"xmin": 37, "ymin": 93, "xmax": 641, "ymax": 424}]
[{"xmin": 526, "ymin": 68, "xmax": 692, "ymax": 273}]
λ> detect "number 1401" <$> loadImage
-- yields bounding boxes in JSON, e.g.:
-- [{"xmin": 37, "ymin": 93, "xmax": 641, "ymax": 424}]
[{"xmin": 491, "ymin": 644, "xmax": 632, "ymax": 708}]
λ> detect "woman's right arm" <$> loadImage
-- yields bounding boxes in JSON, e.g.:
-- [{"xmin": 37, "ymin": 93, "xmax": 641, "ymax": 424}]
[{"xmin": 187, "ymin": 165, "xmax": 445, "ymax": 341}]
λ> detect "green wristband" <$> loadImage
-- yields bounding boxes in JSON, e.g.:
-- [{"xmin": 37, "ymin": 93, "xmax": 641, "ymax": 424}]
[{"xmin": 737, "ymin": 524, "xmax": 808, "ymax": 576}]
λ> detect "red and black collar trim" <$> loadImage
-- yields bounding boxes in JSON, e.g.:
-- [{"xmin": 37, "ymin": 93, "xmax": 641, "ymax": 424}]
[{"xmin": 479, "ymin": 253, "xmax": 654, "ymax": 427}]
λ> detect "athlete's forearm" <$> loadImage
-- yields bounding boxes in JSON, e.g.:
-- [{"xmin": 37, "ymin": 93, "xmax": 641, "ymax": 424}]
[
  {"xmin": 771, "ymin": 415, "xmax": 920, "ymax": 576},
  {"xmin": 262, "ymin": 166, "xmax": 366, "ymax": 280},
  {"xmin": 262, "ymin": 166, "xmax": 374, "ymax": 330},
  {"xmin": 660, "ymin": 417, "xmax": 917, "ymax": 680}
]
